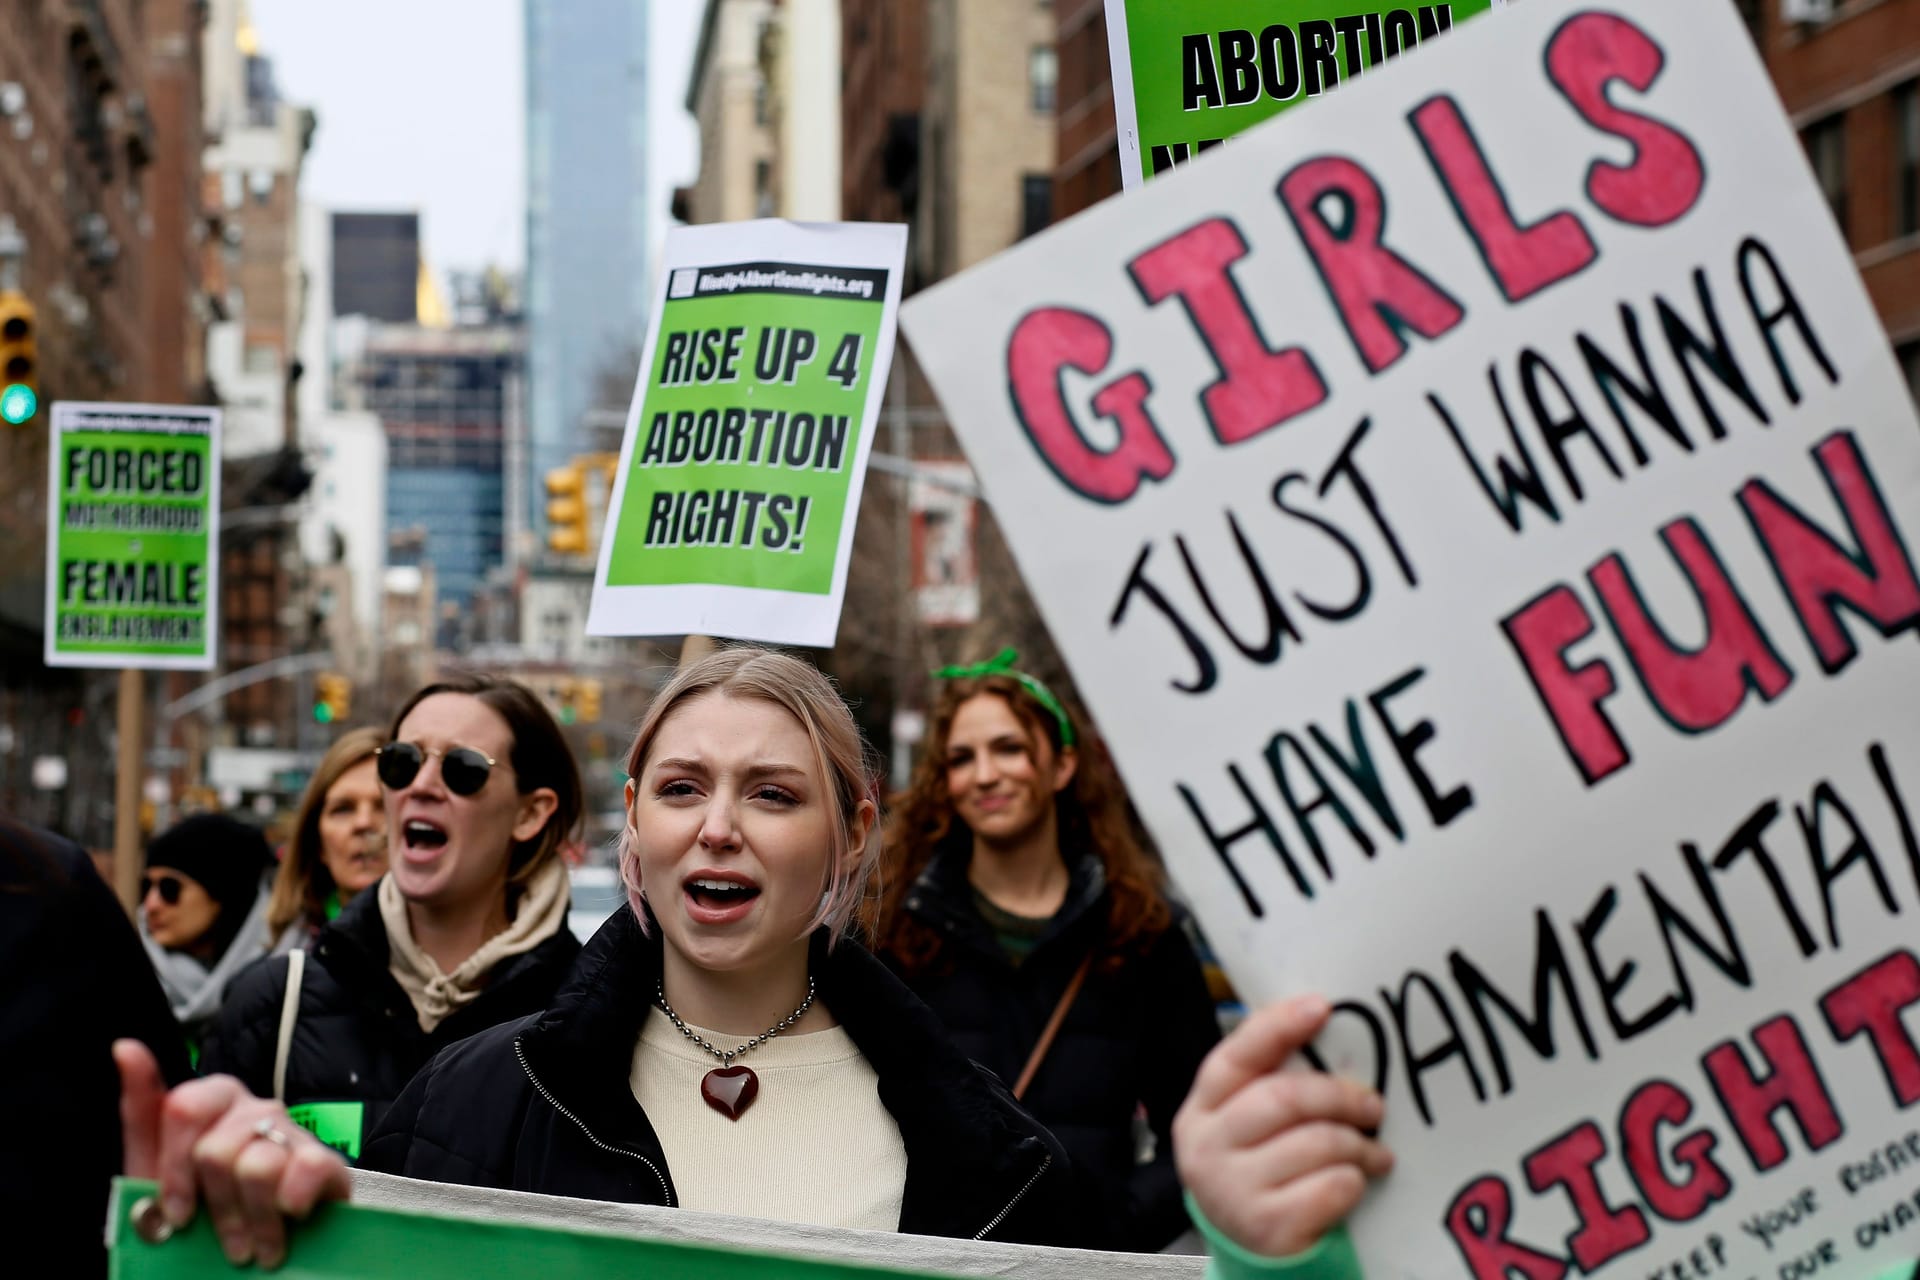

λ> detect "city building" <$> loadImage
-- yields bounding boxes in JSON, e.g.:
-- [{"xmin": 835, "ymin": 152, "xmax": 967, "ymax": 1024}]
[
  {"xmin": 524, "ymin": 0, "xmax": 652, "ymax": 547},
  {"xmin": 202, "ymin": 0, "xmax": 311, "ymax": 460},
  {"xmin": 1053, "ymin": 0, "xmax": 1119, "ymax": 221},
  {"xmin": 840, "ymin": 0, "xmax": 923, "ymax": 231},
  {"xmin": 335, "ymin": 319, "xmax": 523, "ymax": 635},
  {"xmin": 917, "ymin": 0, "xmax": 1056, "ymax": 279},
  {"xmin": 759, "ymin": 0, "xmax": 841, "ymax": 220},
  {"xmin": 331, "ymin": 211, "xmax": 419, "ymax": 324},
  {"xmin": 200, "ymin": 0, "xmax": 315, "ymax": 747},
  {"xmin": 678, "ymin": 0, "xmax": 775, "ymax": 226},
  {"xmin": 1753, "ymin": 0, "xmax": 1920, "ymax": 403},
  {"xmin": 0, "ymin": 0, "xmax": 214, "ymax": 836}
]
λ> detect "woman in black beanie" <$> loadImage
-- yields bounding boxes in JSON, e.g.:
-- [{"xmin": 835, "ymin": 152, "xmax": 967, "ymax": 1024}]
[{"xmin": 139, "ymin": 812, "xmax": 273, "ymax": 1056}]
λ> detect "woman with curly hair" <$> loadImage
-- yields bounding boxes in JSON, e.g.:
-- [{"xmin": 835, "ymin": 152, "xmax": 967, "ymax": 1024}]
[{"xmin": 874, "ymin": 648, "xmax": 1222, "ymax": 1252}]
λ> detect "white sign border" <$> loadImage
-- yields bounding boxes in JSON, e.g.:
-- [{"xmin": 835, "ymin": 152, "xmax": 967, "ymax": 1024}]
[{"xmin": 585, "ymin": 219, "xmax": 908, "ymax": 649}]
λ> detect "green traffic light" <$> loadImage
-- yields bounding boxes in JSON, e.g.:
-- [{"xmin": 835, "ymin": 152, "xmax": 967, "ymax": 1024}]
[
  {"xmin": 0, "ymin": 384, "xmax": 35, "ymax": 425},
  {"xmin": 313, "ymin": 701, "xmax": 335, "ymax": 724}
]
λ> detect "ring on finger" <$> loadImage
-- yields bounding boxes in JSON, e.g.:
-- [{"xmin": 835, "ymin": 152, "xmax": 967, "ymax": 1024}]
[{"xmin": 248, "ymin": 1117, "xmax": 291, "ymax": 1149}]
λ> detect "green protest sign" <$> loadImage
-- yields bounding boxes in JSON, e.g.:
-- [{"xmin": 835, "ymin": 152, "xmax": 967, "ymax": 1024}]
[
  {"xmin": 587, "ymin": 221, "xmax": 907, "ymax": 648},
  {"xmin": 110, "ymin": 1179, "xmax": 949, "ymax": 1280},
  {"xmin": 1105, "ymin": 0, "xmax": 1503, "ymax": 187},
  {"xmin": 44, "ymin": 402, "xmax": 221, "ymax": 670}
]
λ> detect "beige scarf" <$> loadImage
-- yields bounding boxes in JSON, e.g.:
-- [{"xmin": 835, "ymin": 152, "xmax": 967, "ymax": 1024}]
[{"xmin": 380, "ymin": 858, "xmax": 570, "ymax": 1033}]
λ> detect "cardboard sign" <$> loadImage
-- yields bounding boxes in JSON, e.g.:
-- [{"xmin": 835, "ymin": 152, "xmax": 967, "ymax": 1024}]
[
  {"xmin": 44, "ymin": 402, "xmax": 221, "ymax": 670},
  {"xmin": 586, "ymin": 221, "xmax": 907, "ymax": 648},
  {"xmin": 902, "ymin": 0, "xmax": 1920, "ymax": 1273},
  {"xmin": 1106, "ymin": 0, "xmax": 1503, "ymax": 188}
]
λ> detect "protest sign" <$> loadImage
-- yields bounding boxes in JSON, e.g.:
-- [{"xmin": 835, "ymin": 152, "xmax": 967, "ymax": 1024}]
[
  {"xmin": 109, "ymin": 1177, "xmax": 1203, "ymax": 1279},
  {"xmin": 902, "ymin": 0, "xmax": 1920, "ymax": 1273},
  {"xmin": 586, "ymin": 220, "xmax": 907, "ymax": 648},
  {"xmin": 44, "ymin": 402, "xmax": 220, "ymax": 670},
  {"xmin": 1106, "ymin": 0, "xmax": 1502, "ymax": 188}
]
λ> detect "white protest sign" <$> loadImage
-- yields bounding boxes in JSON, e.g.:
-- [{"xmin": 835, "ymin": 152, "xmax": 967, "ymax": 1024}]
[
  {"xmin": 587, "ymin": 220, "xmax": 907, "ymax": 648},
  {"xmin": 901, "ymin": 0, "xmax": 1920, "ymax": 1274}
]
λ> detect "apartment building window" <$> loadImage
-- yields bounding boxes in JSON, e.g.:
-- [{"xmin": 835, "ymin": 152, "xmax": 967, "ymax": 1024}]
[
  {"xmin": 1021, "ymin": 174, "xmax": 1053, "ymax": 239},
  {"xmin": 1802, "ymin": 113, "xmax": 1847, "ymax": 241},
  {"xmin": 1897, "ymin": 82, "xmax": 1919, "ymax": 238},
  {"xmin": 1030, "ymin": 46, "xmax": 1058, "ymax": 114}
]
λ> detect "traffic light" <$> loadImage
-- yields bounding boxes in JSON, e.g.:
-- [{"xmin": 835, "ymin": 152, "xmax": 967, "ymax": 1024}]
[
  {"xmin": 0, "ymin": 291, "xmax": 37, "ymax": 425},
  {"xmin": 577, "ymin": 678, "xmax": 602, "ymax": 724},
  {"xmin": 555, "ymin": 678, "xmax": 578, "ymax": 725},
  {"xmin": 546, "ymin": 464, "xmax": 588, "ymax": 554},
  {"xmin": 313, "ymin": 672, "xmax": 351, "ymax": 724}
]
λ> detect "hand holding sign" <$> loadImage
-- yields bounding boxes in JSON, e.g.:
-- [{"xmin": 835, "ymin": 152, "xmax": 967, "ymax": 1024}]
[
  {"xmin": 115, "ymin": 1038, "xmax": 349, "ymax": 1270},
  {"xmin": 1173, "ymin": 995, "xmax": 1391, "ymax": 1260}
]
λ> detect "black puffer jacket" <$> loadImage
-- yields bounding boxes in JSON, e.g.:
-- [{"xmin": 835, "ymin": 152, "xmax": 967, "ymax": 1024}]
[
  {"xmin": 888, "ymin": 849, "xmax": 1221, "ymax": 1251},
  {"xmin": 363, "ymin": 905, "xmax": 1093, "ymax": 1246},
  {"xmin": 202, "ymin": 878, "xmax": 579, "ymax": 1158},
  {"xmin": 1, "ymin": 816, "xmax": 193, "ymax": 1279}
]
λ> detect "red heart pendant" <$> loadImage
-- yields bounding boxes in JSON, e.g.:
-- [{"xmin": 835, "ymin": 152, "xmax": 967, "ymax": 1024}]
[{"xmin": 701, "ymin": 1066, "xmax": 759, "ymax": 1120}]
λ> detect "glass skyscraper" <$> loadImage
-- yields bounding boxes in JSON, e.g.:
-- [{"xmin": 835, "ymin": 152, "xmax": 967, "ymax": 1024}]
[{"xmin": 524, "ymin": 0, "xmax": 652, "ymax": 538}]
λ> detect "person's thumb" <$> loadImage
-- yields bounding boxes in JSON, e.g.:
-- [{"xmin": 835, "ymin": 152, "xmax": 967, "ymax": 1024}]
[{"xmin": 113, "ymin": 1039, "xmax": 165, "ymax": 1179}]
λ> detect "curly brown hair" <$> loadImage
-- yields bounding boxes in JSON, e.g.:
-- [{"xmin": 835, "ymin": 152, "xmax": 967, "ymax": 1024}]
[{"xmin": 874, "ymin": 672, "xmax": 1171, "ymax": 976}]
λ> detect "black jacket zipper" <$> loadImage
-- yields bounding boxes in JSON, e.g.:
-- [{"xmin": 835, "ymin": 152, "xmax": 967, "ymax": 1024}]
[
  {"xmin": 973, "ymin": 1152, "xmax": 1050, "ymax": 1240},
  {"xmin": 513, "ymin": 1036, "xmax": 673, "ymax": 1207}
]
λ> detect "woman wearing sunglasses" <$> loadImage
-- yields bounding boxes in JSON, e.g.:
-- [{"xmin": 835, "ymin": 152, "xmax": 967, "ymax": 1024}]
[
  {"xmin": 195, "ymin": 675, "xmax": 582, "ymax": 1164},
  {"xmin": 117, "ymin": 648, "xmax": 1092, "ymax": 1270},
  {"xmin": 140, "ymin": 813, "xmax": 275, "ymax": 1057},
  {"xmin": 262, "ymin": 728, "xmax": 388, "ymax": 955}
]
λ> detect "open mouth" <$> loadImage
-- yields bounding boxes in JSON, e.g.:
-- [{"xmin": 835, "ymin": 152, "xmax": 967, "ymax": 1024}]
[
  {"xmin": 685, "ymin": 876, "xmax": 760, "ymax": 910},
  {"xmin": 402, "ymin": 819, "xmax": 448, "ymax": 852}
]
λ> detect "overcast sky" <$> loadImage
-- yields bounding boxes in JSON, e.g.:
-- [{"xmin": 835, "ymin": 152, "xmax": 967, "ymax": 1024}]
[{"xmin": 250, "ymin": 1, "xmax": 703, "ymax": 276}]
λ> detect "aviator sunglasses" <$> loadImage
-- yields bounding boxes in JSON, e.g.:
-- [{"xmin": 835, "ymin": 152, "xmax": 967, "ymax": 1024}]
[
  {"xmin": 141, "ymin": 873, "xmax": 185, "ymax": 905},
  {"xmin": 375, "ymin": 742, "xmax": 500, "ymax": 796}
]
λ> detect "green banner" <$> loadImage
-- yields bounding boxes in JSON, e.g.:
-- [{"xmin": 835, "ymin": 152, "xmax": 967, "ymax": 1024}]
[
  {"xmin": 1111, "ymin": 0, "xmax": 1500, "ymax": 185},
  {"xmin": 605, "ymin": 264, "xmax": 888, "ymax": 596},
  {"xmin": 110, "ymin": 1180, "xmax": 954, "ymax": 1280},
  {"xmin": 44, "ymin": 402, "xmax": 220, "ymax": 670}
]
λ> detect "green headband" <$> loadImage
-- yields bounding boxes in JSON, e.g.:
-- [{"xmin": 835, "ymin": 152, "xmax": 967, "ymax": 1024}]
[{"xmin": 930, "ymin": 647, "xmax": 1077, "ymax": 748}]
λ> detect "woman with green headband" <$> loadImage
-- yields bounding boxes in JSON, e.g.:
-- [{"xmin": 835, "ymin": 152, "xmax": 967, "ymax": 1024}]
[{"xmin": 875, "ymin": 648, "xmax": 1222, "ymax": 1252}]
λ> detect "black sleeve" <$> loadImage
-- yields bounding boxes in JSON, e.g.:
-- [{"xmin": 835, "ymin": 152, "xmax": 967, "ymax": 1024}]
[
  {"xmin": 199, "ymin": 954, "xmax": 288, "ymax": 1095},
  {"xmin": 0, "ymin": 827, "xmax": 192, "ymax": 1279},
  {"xmin": 1127, "ymin": 918, "xmax": 1223, "ymax": 1248}
]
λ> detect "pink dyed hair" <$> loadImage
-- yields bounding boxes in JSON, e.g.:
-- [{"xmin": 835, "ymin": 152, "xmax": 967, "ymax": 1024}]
[{"xmin": 617, "ymin": 647, "xmax": 881, "ymax": 948}]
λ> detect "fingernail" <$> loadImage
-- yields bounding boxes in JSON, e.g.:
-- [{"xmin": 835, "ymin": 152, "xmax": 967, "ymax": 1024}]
[
  {"xmin": 1365, "ymin": 1091, "xmax": 1385, "ymax": 1122},
  {"xmin": 259, "ymin": 1245, "xmax": 285, "ymax": 1271},
  {"xmin": 1292, "ymin": 994, "xmax": 1330, "ymax": 1020},
  {"xmin": 221, "ymin": 1232, "xmax": 252, "ymax": 1266},
  {"xmin": 163, "ymin": 1194, "xmax": 192, "ymax": 1227}
]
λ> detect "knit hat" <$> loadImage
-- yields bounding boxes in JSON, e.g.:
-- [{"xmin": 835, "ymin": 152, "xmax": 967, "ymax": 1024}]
[{"xmin": 145, "ymin": 813, "xmax": 272, "ymax": 918}]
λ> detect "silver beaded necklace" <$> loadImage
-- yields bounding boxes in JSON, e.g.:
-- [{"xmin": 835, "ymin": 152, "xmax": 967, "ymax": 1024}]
[
  {"xmin": 654, "ymin": 975, "xmax": 817, "ymax": 1065},
  {"xmin": 653, "ymin": 976, "xmax": 816, "ymax": 1120}
]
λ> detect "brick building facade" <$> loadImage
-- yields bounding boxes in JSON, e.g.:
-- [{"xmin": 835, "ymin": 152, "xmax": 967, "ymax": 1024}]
[
  {"xmin": 1758, "ymin": 0, "xmax": 1920, "ymax": 400},
  {"xmin": 0, "ymin": 0, "xmax": 213, "ymax": 837}
]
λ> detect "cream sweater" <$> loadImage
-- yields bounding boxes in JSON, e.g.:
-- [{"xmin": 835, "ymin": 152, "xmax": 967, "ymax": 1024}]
[{"xmin": 630, "ymin": 1013, "xmax": 908, "ymax": 1230}]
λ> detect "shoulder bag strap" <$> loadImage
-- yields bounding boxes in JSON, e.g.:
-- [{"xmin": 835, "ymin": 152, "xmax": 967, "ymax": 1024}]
[
  {"xmin": 1013, "ymin": 952, "xmax": 1093, "ymax": 1102},
  {"xmin": 273, "ymin": 947, "xmax": 306, "ymax": 1103}
]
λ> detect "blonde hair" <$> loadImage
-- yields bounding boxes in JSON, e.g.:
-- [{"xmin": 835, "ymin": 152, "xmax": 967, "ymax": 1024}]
[
  {"xmin": 618, "ymin": 647, "xmax": 880, "ymax": 948},
  {"xmin": 267, "ymin": 726, "xmax": 386, "ymax": 943}
]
